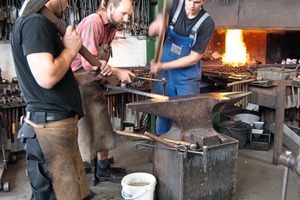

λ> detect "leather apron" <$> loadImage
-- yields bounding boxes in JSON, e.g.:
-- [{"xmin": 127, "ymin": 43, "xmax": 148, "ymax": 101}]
[
  {"xmin": 77, "ymin": 84, "xmax": 115, "ymax": 162},
  {"xmin": 33, "ymin": 117, "xmax": 90, "ymax": 200}
]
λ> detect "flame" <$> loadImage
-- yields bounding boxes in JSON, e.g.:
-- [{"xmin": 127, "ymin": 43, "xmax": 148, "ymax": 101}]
[{"xmin": 223, "ymin": 30, "xmax": 248, "ymax": 67}]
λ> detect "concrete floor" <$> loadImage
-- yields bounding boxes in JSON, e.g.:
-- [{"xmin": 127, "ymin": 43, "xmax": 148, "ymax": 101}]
[{"xmin": 1, "ymin": 135, "xmax": 299, "ymax": 200}]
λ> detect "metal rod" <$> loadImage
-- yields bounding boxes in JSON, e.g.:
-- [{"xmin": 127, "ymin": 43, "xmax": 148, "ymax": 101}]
[
  {"xmin": 281, "ymin": 166, "xmax": 289, "ymax": 200},
  {"xmin": 132, "ymin": 76, "xmax": 166, "ymax": 83},
  {"xmin": 103, "ymin": 84, "xmax": 169, "ymax": 100}
]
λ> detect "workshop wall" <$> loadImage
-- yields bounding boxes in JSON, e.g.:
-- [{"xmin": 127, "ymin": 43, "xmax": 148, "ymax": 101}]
[
  {"xmin": 0, "ymin": 36, "xmax": 147, "ymax": 82},
  {"xmin": 0, "ymin": 43, "xmax": 16, "ymax": 82},
  {"xmin": 107, "ymin": 31, "xmax": 147, "ymax": 68}
]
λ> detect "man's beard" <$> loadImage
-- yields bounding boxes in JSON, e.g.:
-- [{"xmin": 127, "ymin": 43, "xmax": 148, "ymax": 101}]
[{"xmin": 110, "ymin": 13, "xmax": 124, "ymax": 31}]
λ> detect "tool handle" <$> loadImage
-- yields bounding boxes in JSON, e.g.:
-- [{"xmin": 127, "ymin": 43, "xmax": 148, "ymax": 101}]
[
  {"xmin": 116, "ymin": 130, "xmax": 151, "ymax": 140},
  {"xmin": 116, "ymin": 130, "xmax": 192, "ymax": 147},
  {"xmin": 227, "ymin": 78, "xmax": 256, "ymax": 87},
  {"xmin": 39, "ymin": 6, "xmax": 118, "ymax": 86},
  {"xmin": 144, "ymin": 132, "xmax": 178, "ymax": 148},
  {"xmin": 153, "ymin": 1, "xmax": 171, "ymax": 62}
]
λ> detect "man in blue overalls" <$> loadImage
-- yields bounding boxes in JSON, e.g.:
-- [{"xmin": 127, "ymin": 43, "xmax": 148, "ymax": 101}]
[{"xmin": 148, "ymin": 0, "xmax": 215, "ymax": 134}]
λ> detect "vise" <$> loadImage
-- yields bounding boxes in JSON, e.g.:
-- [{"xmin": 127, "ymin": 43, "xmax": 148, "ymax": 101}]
[{"xmin": 127, "ymin": 92, "xmax": 251, "ymax": 200}]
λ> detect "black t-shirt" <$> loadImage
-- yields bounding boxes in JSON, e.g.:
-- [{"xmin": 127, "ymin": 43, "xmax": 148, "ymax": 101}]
[
  {"xmin": 169, "ymin": 0, "xmax": 215, "ymax": 54},
  {"xmin": 11, "ymin": 13, "xmax": 83, "ymax": 116}
]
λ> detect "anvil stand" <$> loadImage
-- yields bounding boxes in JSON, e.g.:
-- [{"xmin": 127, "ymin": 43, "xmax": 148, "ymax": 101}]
[
  {"xmin": 127, "ymin": 92, "xmax": 251, "ymax": 200},
  {"xmin": 279, "ymin": 150, "xmax": 300, "ymax": 200}
]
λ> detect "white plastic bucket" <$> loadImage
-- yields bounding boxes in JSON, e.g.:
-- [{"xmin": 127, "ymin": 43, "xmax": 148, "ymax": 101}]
[
  {"xmin": 121, "ymin": 172, "xmax": 156, "ymax": 200},
  {"xmin": 233, "ymin": 113, "xmax": 260, "ymax": 126}
]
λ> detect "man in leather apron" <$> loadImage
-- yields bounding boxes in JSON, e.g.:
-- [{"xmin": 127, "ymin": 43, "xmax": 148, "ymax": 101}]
[
  {"xmin": 11, "ymin": 0, "xmax": 111, "ymax": 199},
  {"xmin": 148, "ymin": 0, "xmax": 215, "ymax": 134},
  {"xmin": 71, "ymin": 0, "xmax": 134, "ymax": 183}
]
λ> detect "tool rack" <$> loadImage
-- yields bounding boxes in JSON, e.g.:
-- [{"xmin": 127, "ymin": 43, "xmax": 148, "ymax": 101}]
[{"xmin": 0, "ymin": 83, "xmax": 25, "ymax": 192}]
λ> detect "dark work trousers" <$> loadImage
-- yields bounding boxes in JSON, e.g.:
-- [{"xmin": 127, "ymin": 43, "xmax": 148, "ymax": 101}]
[{"xmin": 19, "ymin": 123, "xmax": 56, "ymax": 200}]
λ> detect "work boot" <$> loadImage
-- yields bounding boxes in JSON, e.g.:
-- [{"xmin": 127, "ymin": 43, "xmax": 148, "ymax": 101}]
[
  {"xmin": 96, "ymin": 167, "xmax": 124, "ymax": 183},
  {"xmin": 95, "ymin": 158, "xmax": 125, "ymax": 183}
]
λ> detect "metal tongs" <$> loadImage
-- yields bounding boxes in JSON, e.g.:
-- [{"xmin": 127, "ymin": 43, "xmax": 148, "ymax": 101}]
[{"xmin": 135, "ymin": 143, "xmax": 209, "ymax": 173}]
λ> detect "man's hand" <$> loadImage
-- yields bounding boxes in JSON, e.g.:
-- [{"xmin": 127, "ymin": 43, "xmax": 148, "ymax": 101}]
[
  {"xmin": 99, "ymin": 61, "xmax": 113, "ymax": 76},
  {"xmin": 113, "ymin": 68, "xmax": 135, "ymax": 83},
  {"xmin": 150, "ymin": 59, "xmax": 163, "ymax": 75},
  {"xmin": 88, "ymin": 60, "xmax": 112, "ymax": 81},
  {"xmin": 63, "ymin": 26, "xmax": 82, "ymax": 55}
]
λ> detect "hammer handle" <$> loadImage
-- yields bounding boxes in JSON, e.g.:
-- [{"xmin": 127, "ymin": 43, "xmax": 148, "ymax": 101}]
[
  {"xmin": 116, "ymin": 130, "xmax": 191, "ymax": 147},
  {"xmin": 39, "ymin": 6, "xmax": 118, "ymax": 86},
  {"xmin": 227, "ymin": 78, "xmax": 256, "ymax": 87},
  {"xmin": 153, "ymin": 1, "xmax": 169, "ymax": 62},
  {"xmin": 144, "ymin": 132, "xmax": 178, "ymax": 149}
]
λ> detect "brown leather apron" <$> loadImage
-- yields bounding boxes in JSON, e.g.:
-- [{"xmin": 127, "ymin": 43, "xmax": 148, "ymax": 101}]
[
  {"xmin": 78, "ymin": 84, "xmax": 115, "ymax": 162},
  {"xmin": 33, "ymin": 117, "xmax": 90, "ymax": 200}
]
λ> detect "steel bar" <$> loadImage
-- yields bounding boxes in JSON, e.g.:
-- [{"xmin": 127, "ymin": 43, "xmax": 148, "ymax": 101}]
[
  {"xmin": 132, "ymin": 76, "xmax": 166, "ymax": 83},
  {"xmin": 281, "ymin": 166, "xmax": 289, "ymax": 200},
  {"xmin": 103, "ymin": 84, "xmax": 169, "ymax": 100}
]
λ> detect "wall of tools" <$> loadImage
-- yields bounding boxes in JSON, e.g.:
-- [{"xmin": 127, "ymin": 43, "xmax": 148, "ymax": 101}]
[
  {"xmin": 0, "ymin": 0, "xmax": 152, "ymax": 42},
  {"xmin": 62, "ymin": 0, "xmax": 151, "ymax": 37},
  {"xmin": 0, "ymin": 83, "xmax": 25, "ymax": 158},
  {"xmin": 0, "ymin": 0, "xmax": 21, "ymax": 42}
]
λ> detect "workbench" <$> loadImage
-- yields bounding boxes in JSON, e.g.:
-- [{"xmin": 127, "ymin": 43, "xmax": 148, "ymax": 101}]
[{"xmin": 247, "ymin": 80, "xmax": 295, "ymax": 165}]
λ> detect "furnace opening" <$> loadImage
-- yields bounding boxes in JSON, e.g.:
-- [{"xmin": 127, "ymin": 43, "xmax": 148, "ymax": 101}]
[{"xmin": 203, "ymin": 30, "xmax": 300, "ymax": 66}]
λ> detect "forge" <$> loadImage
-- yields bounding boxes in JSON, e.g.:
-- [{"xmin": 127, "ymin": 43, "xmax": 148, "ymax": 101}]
[{"xmin": 200, "ymin": 0, "xmax": 300, "ymax": 91}]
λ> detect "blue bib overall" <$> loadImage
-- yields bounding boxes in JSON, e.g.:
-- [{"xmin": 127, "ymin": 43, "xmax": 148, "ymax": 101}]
[{"xmin": 154, "ymin": 28, "xmax": 202, "ymax": 134}]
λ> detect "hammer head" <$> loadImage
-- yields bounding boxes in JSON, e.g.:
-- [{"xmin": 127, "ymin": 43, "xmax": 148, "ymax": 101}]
[{"xmin": 19, "ymin": 0, "xmax": 49, "ymax": 17}]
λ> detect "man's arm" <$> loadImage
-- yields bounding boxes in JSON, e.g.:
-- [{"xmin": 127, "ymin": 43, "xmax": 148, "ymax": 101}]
[
  {"xmin": 150, "ymin": 51, "xmax": 203, "ymax": 74},
  {"xmin": 27, "ymin": 26, "xmax": 82, "ymax": 89}
]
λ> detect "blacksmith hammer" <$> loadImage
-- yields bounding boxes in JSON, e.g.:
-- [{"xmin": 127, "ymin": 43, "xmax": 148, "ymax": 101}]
[
  {"xmin": 154, "ymin": 0, "xmax": 173, "ymax": 62},
  {"xmin": 19, "ymin": 0, "xmax": 119, "ymax": 86}
]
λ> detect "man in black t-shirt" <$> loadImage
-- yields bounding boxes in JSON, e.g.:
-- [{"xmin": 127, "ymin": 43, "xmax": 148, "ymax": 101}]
[
  {"xmin": 11, "ymin": 0, "xmax": 110, "ymax": 199},
  {"xmin": 148, "ymin": 0, "xmax": 215, "ymax": 134}
]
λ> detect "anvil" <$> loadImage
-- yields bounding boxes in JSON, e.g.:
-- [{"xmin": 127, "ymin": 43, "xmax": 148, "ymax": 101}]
[
  {"xmin": 127, "ymin": 92, "xmax": 251, "ymax": 147},
  {"xmin": 127, "ymin": 92, "xmax": 251, "ymax": 200}
]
